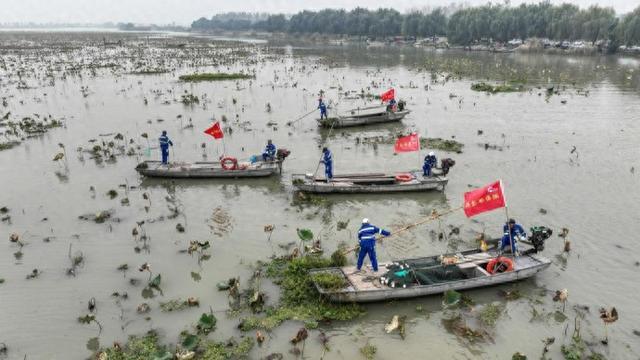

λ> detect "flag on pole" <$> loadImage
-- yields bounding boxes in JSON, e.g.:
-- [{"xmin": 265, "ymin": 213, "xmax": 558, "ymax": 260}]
[
  {"xmin": 380, "ymin": 88, "xmax": 395, "ymax": 102},
  {"xmin": 204, "ymin": 122, "xmax": 224, "ymax": 139},
  {"xmin": 463, "ymin": 180, "xmax": 506, "ymax": 217},
  {"xmin": 394, "ymin": 133, "xmax": 420, "ymax": 153}
]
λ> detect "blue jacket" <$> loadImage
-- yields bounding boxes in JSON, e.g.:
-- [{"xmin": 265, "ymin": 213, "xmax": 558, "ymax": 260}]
[
  {"xmin": 264, "ymin": 143, "xmax": 276, "ymax": 157},
  {"xmin": 159, "ymin": 134, "xmax": 173, "ymax": 149},
  {"xmin": 424, "ymin": 155, "xmax": 437, "ymax": 167},
  {"xmin": 322, "ymin": 150, "xmax": 332, "ymax": 165},
  {"xmin": 319, "ymin": 102, "xmax": 327, "ymax": 112},
  {"xmin": 503, "ymin": 223, "xmax": 526, "ymax": 241},
  {"xmin": 358, "ymin": 223, "xmax": 390, "ymax": 247}
]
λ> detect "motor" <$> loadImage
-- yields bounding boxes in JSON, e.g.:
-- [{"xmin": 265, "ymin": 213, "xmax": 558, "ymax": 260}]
[
  {"xmin": 525, "ymin": 226, "xmax": 553, "ymax": 254},
  {"xmin": 440, "ymin": 158, "xmax": 456, "ymax": 175},
  {"xmin": 276, "ymin": 148, "xmax": 291, "ymax": 160}
]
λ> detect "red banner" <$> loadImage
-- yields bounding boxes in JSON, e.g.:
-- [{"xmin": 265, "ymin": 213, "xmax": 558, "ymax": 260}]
[
  {"xmin": 381, "ymin": 88, "xmax": 395, "ymax": 102},
  {"xmin": 394, "ymin": 133, "xmax": 420, "ymax": 153},
  {"xmin": 204, "ymin": 122, "xmax": 224, "ymax": 139},
  {"xmin": 463, "ymin": 180, "xmax": 506, "ymax": 217}
]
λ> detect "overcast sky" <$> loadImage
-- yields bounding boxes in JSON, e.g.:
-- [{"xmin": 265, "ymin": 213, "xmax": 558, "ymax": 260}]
[{"xmin": 4, "ymin": 0, "xmax": 638, "ymax": 26}]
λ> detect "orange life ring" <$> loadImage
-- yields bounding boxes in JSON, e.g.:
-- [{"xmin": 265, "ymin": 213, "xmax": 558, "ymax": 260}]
[
  {"xmin": 486, "ymin": 257, "xmax": 514, "ymax": 274},
  {"xmin": 221, "ymin": 157, "xmax": 238, "ymax": 170},
  {"xmin": 395, "ymin": 173, "xmax": 413, "ymax": 182}
]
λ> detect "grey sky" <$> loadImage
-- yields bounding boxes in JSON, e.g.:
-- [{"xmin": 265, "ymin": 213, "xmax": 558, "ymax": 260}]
[{"xmin": 4, "ymin": 0, "xmax": 638, "ymax": 26}]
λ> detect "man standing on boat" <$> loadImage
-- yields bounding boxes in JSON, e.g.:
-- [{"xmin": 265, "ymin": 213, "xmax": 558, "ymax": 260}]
[
  {"xmin": 501, "ymin": 218, "xmax": 526, "ymax": 254},
  {"xmin": 159, "ymin": 130, "xmax": 173, "ymax": 165},
  {"xmin": 423, "ymin": 151, "xmax": 437, "ymax": 176},
  {"xmin": 357, "ymin": 218, "xmax": 391, "ymax": 273},
  {"xmin": 262, "ymin": 139, "xmax": 276, "ymax": 162},
  {"xmin": 318, "ymin": 98, "xmax": 328, "ymax": 120},
  {"xmin": 320, "ymin": 147, "xmax": 333, "ymax": 181}
]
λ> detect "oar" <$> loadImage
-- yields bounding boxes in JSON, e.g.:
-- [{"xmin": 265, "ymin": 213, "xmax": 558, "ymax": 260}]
[
  {"xmin": 287, "ymin": 109, "xmax": 317, "ymax": 126},
  {"xmin": 342, "ymin": 206, "xmax": 464, "ymax": 255}
]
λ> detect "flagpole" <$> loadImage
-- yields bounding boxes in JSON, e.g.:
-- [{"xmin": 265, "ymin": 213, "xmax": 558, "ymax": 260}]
[
  {"xmin": 500, "ymin": 179, "xmax": 516, "ymax": 256},
  {"xmin": 417, "ymin": 132, "xmax": 421, "ymax": 174}
]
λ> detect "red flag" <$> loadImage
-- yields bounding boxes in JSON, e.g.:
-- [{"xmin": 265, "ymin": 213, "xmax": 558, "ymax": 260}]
[
  {"xmin": 204, "ymin": 122, "xmax": 224, "ymax": 139},
  {"xmin": 380, "ymin": 88, "xmax": 395, "ymax": 102},
  {"xmin": 394, "ymin": 133, "xmax": 420, "ymax": 153},
  {"xmin": 463, "ymin": 180, "xmax": 506, "ymax": 217}
]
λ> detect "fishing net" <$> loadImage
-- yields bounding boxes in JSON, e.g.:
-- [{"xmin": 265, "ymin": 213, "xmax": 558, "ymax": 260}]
[{"xmin": 380, "ymin": 259, "xmax": 468, "ymax": 288}]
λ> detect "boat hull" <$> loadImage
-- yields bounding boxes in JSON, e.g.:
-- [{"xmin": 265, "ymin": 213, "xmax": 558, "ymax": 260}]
[
  {"xmin": 136, "ymin": 161, "xmax": 281, "ymax": 178},
  {"xmin": 292, "ymin": 173, "xmax": 447, "ymax": 193},
  {"xmin": 318, "ymin": 110, "xmax": 410, "ymax": 128},
  {"xmin": 310, "ymin": 252, "xmax": 551, "ymax": 303}
]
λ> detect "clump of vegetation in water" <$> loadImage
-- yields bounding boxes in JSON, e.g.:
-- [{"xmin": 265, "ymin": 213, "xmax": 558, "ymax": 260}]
[
  {"xmin": 478, "ymin": 303, "xmax": 504, "ymax": 327},
  {"xmin": 201, "ymin": 337, "xmax": 254, "ymax": 359},
  {"xmin": 99, "ymin": 331, "xmax": 170, "ymax": 360},
  {"xmin": 420, "ymin": 138, "xmax": 464, "ymax": 153},
  {"xmin": 360, "ymin": 343, "xmax": 377, "ymax": 359},
  {"xmin": 181, "ymin": 94, "xmax": 200, "ymax": 105},
  {"xmin": 359, "ymin": 134, "xmax": 463, "ymax": 153},
  {"xmin": 98, "ymin": 330, "xmax": 255, "ymax": 359},
  {"xmin": 178, "ymin": 72, "xmax": 254, "ymax": 82},
  {"xmin": 159, "ymin": 298, "xmax": 199, "ymax": 312},
  {"xmin": 130, "ymin": 68, "xmax": 169, "ymax": 75},
  {"xmin": 471, "ymin": 82, "xmax": 524, "ymax": 93},
  {"xmin": 311, "ymin": 272, "xmax": 348, "ymax": 291},
  {"xmin": 238, "ymin": 255, "xmax": 363, "ymax": 331},
  {"xmin": 0, "ymin": 141, "xmax": 20, "ymax": 151},
  {"xmin": 442, "ymin": 313, "xmax": 491, "ymax": 343}
]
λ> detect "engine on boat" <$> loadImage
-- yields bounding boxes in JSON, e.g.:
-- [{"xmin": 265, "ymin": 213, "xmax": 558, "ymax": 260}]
[
  {"xmin": 276, "ymin": 148, "xmax": 291, "ymax": 160},
  {"xmin": 526, "ymin": 226, "xmax": 553, "ymax": 254}
]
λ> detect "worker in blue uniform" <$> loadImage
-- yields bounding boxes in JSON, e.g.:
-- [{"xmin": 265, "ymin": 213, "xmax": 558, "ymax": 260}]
[
  {"xmin": 386, "ymin": 98, "xmax": 397, "ymax": 112},
  {"xmin": 320, "ymin": 147, "xmax": 333, "ymax": 181},
  {"xmin": 159, "ymin": 130, "xmax": 173, "ymax": 164},
  {"xmin": 501, "ymin": 218, "xmax": 526, "ymax": 254},
  {"xmin": 318, "ymin": 99, "xmax": 328, "ymax": 120},
  {"xmin": 357, "ymin": 218, "xmax": 391, "ymax": 272},
  {"xmin": 262, "ymin": 139, "xmax": 276, "ymax": 161},
  {"xmin": 423, "ymin": 151, "xmax": 437, "ymax": 176}
]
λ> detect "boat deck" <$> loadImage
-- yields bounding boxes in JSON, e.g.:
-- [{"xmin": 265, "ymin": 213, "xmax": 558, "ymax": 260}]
[
  {"xmin": 343, "ymin": 265, "xmax": 385, "ymax": 291},
  {"xmin": 341, "ymin": 252, "xmax": 508, "ymax": 291}
]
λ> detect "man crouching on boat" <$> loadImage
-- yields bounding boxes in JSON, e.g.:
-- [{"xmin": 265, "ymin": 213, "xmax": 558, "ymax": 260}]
[
  {"xmin": 357, "ymin": 218, "xmax": 391, "ymax": 273},
  {"xmin": 501, "ymin": 218, "xmax": 526, "ymax": 255}
]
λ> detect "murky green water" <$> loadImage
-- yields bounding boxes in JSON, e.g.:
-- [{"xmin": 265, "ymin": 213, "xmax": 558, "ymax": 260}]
[{"xmin": 1, "ymin": 32, "xmax": 639, "ymax": 359}]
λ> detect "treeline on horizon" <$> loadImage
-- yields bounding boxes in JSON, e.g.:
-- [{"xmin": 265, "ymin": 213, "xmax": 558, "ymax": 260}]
[{"xmin": 191, "ymin": 3, "xmax": 640, "ymax": 48}]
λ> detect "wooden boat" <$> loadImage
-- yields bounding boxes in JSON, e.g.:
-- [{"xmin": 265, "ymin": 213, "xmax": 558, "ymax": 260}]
[
  {"xmin": 310, "ymin": 232, "xmax": 553, "ymax": 303},
  {"xmin": 317, "ymin": 105, "xmax": 410, "ymax": 128},
  {"xmin": 136, "ymin": 160, "xmax": 284, "ymax": 178},
  {"xmin": 291, "ymin": 171, "xmax": 447, "ymax": 193},
  {"xmin": 136, "ymin": 149, "xmax": 291, "ymax": 179}
]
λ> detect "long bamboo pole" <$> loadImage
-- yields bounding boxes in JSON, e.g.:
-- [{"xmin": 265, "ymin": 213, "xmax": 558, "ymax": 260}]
[
  {"xmin": 342, "ymin": 206, "xmax": 464, "ymax": 255},
  {"xmin": 288, "ymin": 109, "xmax": 317, "ymax": 126}
]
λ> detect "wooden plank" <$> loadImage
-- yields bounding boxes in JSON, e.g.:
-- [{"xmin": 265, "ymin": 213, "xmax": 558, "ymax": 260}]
[
  {"xmin": 331, "ymin": 172, "xmax": 388, "ymax": 178},
  {"xmin": 313, "ymin": 177, "xmax": 396, "ymax": 184}
]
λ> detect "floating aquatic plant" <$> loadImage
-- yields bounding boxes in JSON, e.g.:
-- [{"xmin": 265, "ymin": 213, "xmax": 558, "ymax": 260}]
[
  {"xmin": 178, "ymin": 72, "xmax": 254, "ymax": 82},
  {"xmin": 360, "ymin": 343, "xmax": 377, "ymax": 360}
]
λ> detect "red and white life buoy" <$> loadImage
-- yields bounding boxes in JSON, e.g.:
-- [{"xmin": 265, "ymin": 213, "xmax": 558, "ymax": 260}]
[
  {"xmin": 221, "ymin": 157, "xmax": 238, "ymax": 170},
  {"xmin": 486, "ymin": 257, "xmax": 514, "ymax": 274},
  {"xmin": 395, "ymin": 173, "xmax": 413, "ymax": 182}
]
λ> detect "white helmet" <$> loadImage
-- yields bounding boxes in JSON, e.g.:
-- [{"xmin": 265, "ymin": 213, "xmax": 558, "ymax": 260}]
[
  {"xmin": 362, "ymin": 218, "xmax": 369, "ymax": 224},
  {"xmin": 429, "ymin": 151, "xmax": 435, "ymax": 156}
]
